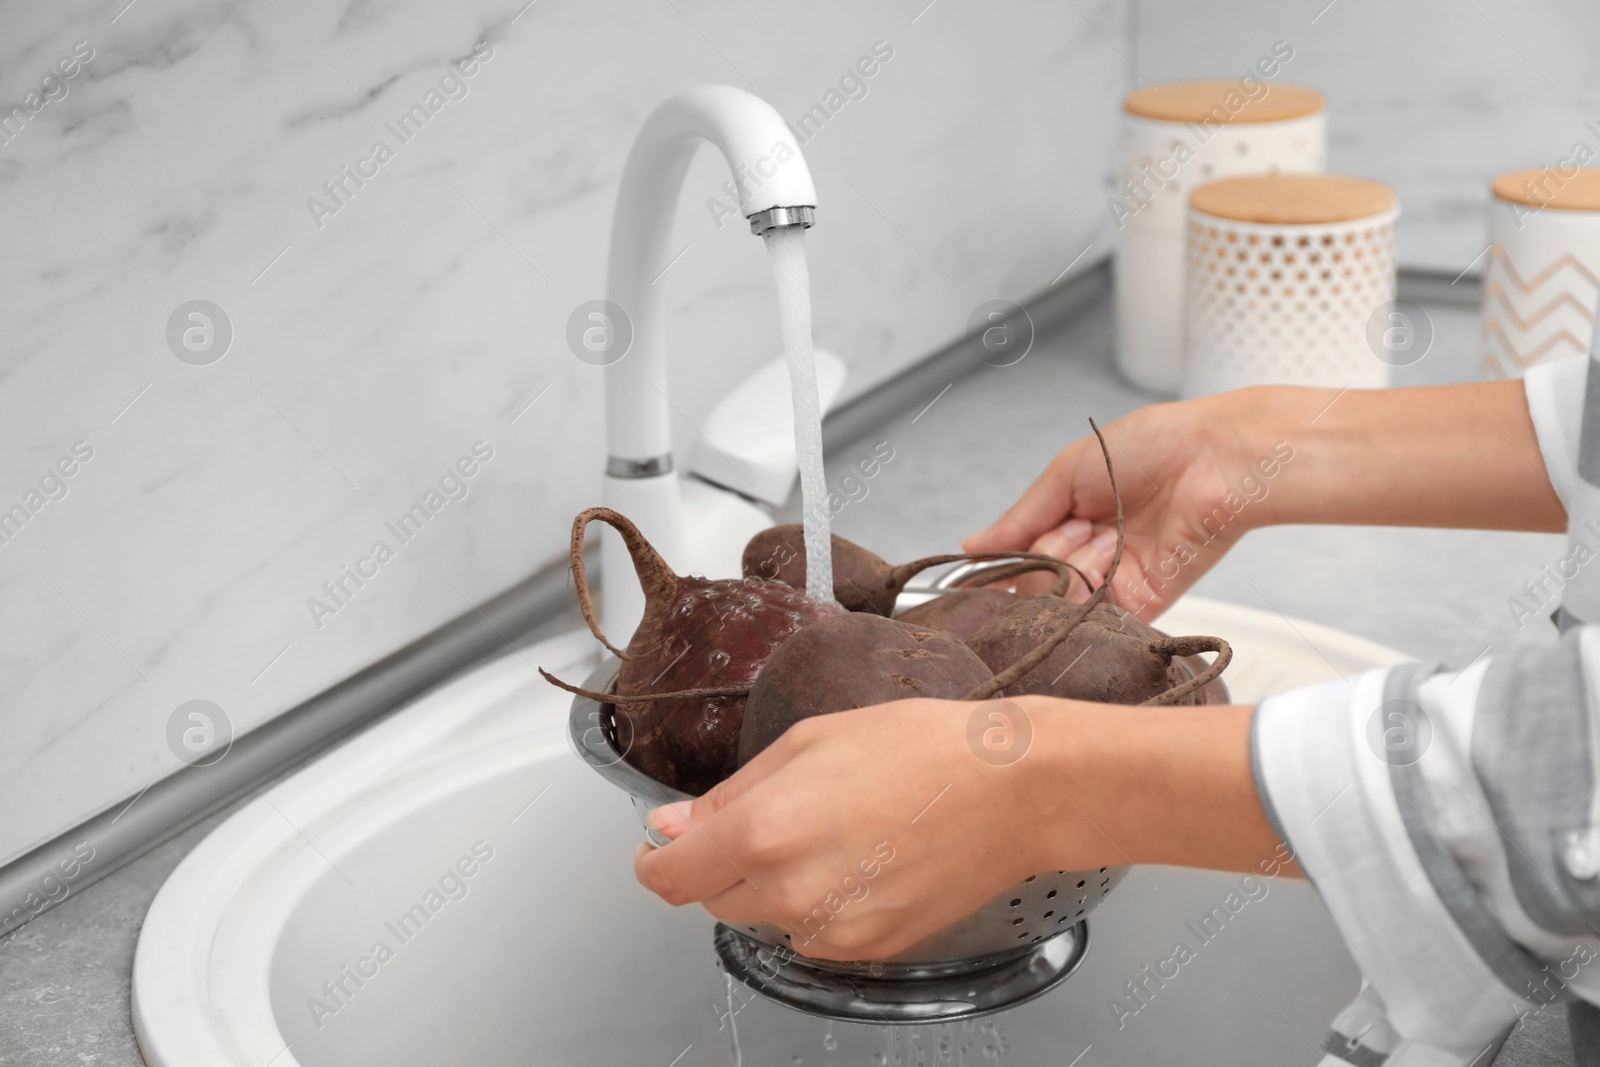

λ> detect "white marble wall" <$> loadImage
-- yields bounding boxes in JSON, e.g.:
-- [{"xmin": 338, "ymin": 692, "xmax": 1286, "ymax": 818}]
[
  {"xmin": 0, "ymin": 0, "xmax": 1125, "ymax": 861},
  {"xmin": 1132, "ymin": 0, "xmax": 1600, "ymax": 272}
]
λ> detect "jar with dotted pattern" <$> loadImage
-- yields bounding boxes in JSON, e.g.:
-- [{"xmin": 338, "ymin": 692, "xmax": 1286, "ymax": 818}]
[
  {"xmin": 1180, "ymin": 174, "xmax": 1397, "ymax": 398},
  {"xmin": 1116, "ymin": 80, "xmax": 1325, "ymax": 394}
]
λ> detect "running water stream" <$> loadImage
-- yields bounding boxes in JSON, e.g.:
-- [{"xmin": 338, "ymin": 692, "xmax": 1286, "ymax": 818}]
[{"xmin": 762, "ymin": 225, "xmax": 835, "ymax": 604}]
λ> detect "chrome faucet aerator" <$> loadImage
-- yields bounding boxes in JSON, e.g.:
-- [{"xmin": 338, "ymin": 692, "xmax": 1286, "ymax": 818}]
[{"xmin": 747, "ymin": 205, "xmax": 815, "ymax": 236}]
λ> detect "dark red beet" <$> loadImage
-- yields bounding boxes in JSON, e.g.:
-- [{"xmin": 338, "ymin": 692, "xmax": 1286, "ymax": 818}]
[
  {"xmin": 737, "ymin": 613, "xmax": 994, "ymax": 766},
  {"xmin": 744, "ymin": 524, "xmax": 1091, "ymax": 619},
  {"xmin": 896, "ymin": 588, "xmax": 1019, "ymax": 642},
  {"xmin": 966, "ymin": 600, "xmax": 1228, "ymax": 706},
  {"xmin": 742, "ymin": 526, "xmax": 895, "ymax": 614},
  {"xmin": 543, "ymin": 508, "xmax": 842, "ymax": 795},
  {"xmin": 896, "ymin": 558, "xmax": 1083, "ymax": 642}
]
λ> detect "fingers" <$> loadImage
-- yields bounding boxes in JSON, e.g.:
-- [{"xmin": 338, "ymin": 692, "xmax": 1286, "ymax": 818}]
[
  {"xmin": 636, "ymin": 727, "xmax": 811, "ymax": 904},
  {"xmin": 1006, "ymin": 524, "xmax": 1115, "ymax": 599},
  {"xmin": 648, "ymin": 725, "xmax": 799, "ymax": 842},
  {"xmin": 698, "ymin": 882, "xmax": 898, "ymax": 963},
  {"xmin": 634, "ymin": 802, "xmax": 750, "ymax": 905},
  {"xmin": 647, "ymin": 801, "xmax": 694, "ymax": 841},
  {"xmin": 1067, "ymin": 527, "xmax": 1118, "ymax": 592},
  {"xmin": 698, "ymin": 879, "xmax": 773, "ymax": 926},
  {"xmin": 963, "ymin": 436, "xmax": 1091, "ymax": 553}
]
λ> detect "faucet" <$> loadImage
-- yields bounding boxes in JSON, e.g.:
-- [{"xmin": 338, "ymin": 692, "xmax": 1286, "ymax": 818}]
[{"xmin": 600, "ymin": 85, "xmax": 819, "ymax": 637}]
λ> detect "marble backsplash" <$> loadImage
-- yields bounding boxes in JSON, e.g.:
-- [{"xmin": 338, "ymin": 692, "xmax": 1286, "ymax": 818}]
[{"xmin": 0, "ymin": 0, "xmax": 1122, "ymax": 862}]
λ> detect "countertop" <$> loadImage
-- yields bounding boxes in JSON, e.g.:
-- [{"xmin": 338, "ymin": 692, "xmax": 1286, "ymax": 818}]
[{"xmin": 0, "ymin": 289, "xmax": 1574, "ymax": 1065}]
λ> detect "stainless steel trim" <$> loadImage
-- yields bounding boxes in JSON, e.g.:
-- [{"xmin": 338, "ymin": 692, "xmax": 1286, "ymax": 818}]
[
  {"xmin": 605, "ymin": 454, "xmax": 674, "ymax": 479},
  {"xmin": 747, "ymin": 205, "xmax": 815, "ymax": 236}
]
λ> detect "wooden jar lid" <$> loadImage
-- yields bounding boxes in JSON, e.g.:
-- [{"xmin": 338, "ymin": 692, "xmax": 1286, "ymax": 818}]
[
  {"xmin": 1123, "ymin": 81, "xmax": 1324, "ymax": 125},
  {"xmin": 1492, "ymin": 168, "xmax": 1600, "ymax": 211},
  {"xmin": 1190, "ymin": 174, "xmax": 1396, "ymax": 224}
]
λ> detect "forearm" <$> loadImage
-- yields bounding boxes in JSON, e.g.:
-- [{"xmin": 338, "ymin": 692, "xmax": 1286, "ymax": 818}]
[
  {"xmin": 1025, "ymin": 697, "xmax": 1296, "ymax": 875},
  {"xmin": 1216, "ymin": 381, "xmax": 1565, "ymax": 533}
]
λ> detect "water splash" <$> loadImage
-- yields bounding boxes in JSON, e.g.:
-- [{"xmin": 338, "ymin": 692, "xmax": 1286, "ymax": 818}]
[
  {"xmin": 724, "ymin": 973, "xmax": 742, "ymax": 1067},
  {"xmin": 763, "ymin": 226, "xmax": 835, "ymax": 605}
]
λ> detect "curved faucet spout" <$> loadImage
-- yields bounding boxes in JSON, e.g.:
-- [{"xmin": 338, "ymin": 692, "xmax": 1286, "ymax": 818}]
[
  {"xmin": 601, "ymin": 85, "xmax": 818, "ymax": 634},
  {"xmin": 606, "ymin": 84, "xmax": 816, "ymax": 464}
]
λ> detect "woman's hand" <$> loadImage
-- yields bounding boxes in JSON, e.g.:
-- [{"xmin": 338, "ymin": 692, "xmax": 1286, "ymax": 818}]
[
  {"xmin": 634, "ymin": 698, "xmax": 1057, "ymax": 962},
  {"xmin": 633, "ymin": 696, "xmax": 1283, "ymax": 961},
  {"xmin": 963, "ymin": 392, "xmax": 1278, "ymax": 620},
  {"xmin": 964, "ymin": 380, "xmax": 1565, "ymax": 620}
]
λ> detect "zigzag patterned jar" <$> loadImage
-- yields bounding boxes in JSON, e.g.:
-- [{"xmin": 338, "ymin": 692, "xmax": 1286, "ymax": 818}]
[{"xmin": 1482, "ymin": 168, "xmax": 1600, "ymax": 379}]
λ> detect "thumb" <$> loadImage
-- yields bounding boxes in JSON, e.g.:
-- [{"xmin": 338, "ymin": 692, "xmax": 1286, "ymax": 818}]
[
  {"xmin": 647, "ymin": 751, "xmax": 776, "ymax": 840},
  {"xmin": 636, "ymin": 747, "xmax": 793, "ymax": 905}
]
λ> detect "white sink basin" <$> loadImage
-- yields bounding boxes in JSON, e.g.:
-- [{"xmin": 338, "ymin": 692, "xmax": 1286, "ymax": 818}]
[{"xmin": 132, "ymin": 599, "xmax": 1407, "ymax": 1067}]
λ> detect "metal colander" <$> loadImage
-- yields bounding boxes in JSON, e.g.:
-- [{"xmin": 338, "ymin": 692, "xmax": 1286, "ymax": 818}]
[{"xmin": 566, "ymin": 562, "xmax": 1229, "ymax": 1023}]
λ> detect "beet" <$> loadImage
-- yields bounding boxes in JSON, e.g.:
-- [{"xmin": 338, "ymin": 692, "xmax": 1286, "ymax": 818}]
[
  {"xmin": 737, "ymin": 613, "xmax": 994, "ymax": 766},
  {"xmin": 966, "ymin": 600, "xmax": 1228, "ymax": 705},
  {"xmin": 743, "ymin": 527, "xmax": 892, "ymax": 613},
  {"xmin": 895, "ymin": 588, "xmax": 1018, "ymax": 642},
  {"xmin": 744, "ymin": 524, "xmax": 1091, "ymax": 620},
  {"xmin": 542, "ymin": 507, "xmax": 842, "ymax": 795},
  {"xmin": 895, "ymin": 558, "xmax": 1082, "ymax": 642},
  {"xmin": 546, "ymin": 423, "xmax": 1232, "ymax": 795}
]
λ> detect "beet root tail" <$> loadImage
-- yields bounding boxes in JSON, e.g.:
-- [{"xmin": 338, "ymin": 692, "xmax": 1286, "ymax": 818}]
[
  {"xmin": 1140, "ymin": 636, "xmax": 1233, "ymax": 706},
  {"xmin": 569, "ymin": 506, "xmax": 680, "ymax": 659}
]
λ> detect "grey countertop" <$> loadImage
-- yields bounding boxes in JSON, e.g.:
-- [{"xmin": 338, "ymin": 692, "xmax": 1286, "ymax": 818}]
[{"xmin": 0, "ymin": 288, "xmax": 1574, "ymax": 1065}]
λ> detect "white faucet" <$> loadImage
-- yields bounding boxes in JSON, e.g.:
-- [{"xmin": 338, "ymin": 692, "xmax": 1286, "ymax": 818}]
[{"xmin": 599, "ymin": 85, "xmax": 821, "ymax": 637}]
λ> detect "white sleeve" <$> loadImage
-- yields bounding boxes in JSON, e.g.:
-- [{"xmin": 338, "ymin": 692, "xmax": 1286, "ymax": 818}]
[
  {"xmin": 1246, "ymin": 364, "xmax": 1600, "ymax": 1067},
  {"xmin": 1523, "ymin": 354, "xmax": 1587, "ymax": 510},
  {"xmin": 1253, "ymin": 628, "xmax": 1600, "ymax": 1066}
]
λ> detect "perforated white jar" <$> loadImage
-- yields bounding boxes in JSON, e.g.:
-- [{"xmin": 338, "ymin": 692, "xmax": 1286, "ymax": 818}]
[
  {"xmin": 1115, "ymin": 80, "xmax": 1325, "ymax": 394},
  {"xmin": 1181, "ymin": 174, "xmax": 1399, "ymax": 398},
  {"xmin": 1481, "ymin": 167, "xmax": 1600, "ymax": 379}
]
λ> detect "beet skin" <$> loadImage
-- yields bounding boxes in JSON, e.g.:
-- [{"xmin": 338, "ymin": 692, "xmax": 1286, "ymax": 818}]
[
  {"xmin": 966, "ymin": 600, "xmax": 1194, "ymax": 705},
  {"xmin": 737, "ymin": 613, "xmax": 993, "ymax": 766},
  {"xmin": 565, "ymin": 507, "xmax": 842, "ymax": 795}
]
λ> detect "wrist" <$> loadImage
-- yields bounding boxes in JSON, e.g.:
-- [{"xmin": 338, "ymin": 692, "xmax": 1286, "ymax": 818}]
[
  {"xmin": 1021, "ymin": 695, "xmax": 1287, "ymax": 875},
  {"xmin": 1198, "ymin": 386, "xmax": 1304, "ymax": 533}
]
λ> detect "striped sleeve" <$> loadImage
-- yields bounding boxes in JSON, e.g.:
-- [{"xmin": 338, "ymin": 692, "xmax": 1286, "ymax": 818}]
[
  {"xmin": 1254, "ymin": 634, "xmax": 1600, "ymax": 1065},
  {"xmin": 1248, "ymin": 359, "xmax": 1600, "ymax": 1065}
]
